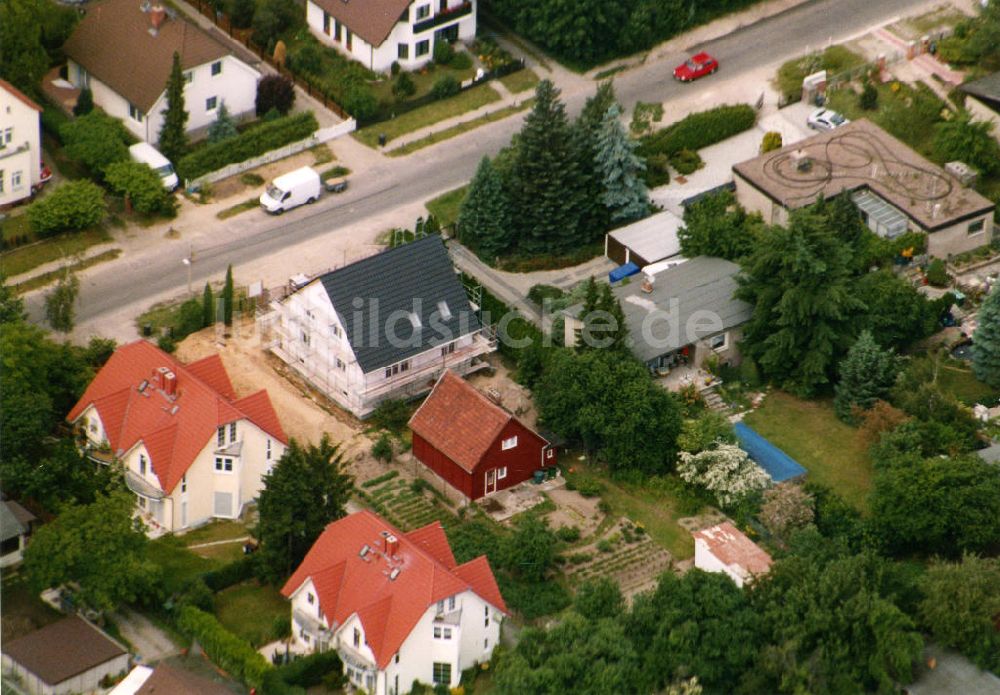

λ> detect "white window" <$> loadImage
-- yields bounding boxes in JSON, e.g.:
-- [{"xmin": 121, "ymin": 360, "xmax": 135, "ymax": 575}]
[
  {"xmin": 211, "ymin": 60, "xmax": 222, "ymax": 76},
  {"xmin": 415, "ymin": 4, "xmax": 430, "ymax": 19},
  {"xmin": 416, "ymin": 40, "xmax": 430, "ymax": 56},
  {"xmin": 139, "ymin": 454, "xmax": 147, "ymax": 475},
  {"xmin": 502, "ymin": 436, "xmax": 518, "ymax": 450},
  {"xmin": 2, "ymin": 127, "xmax": 12, "ymax": 145},
  {"xmin": 547, "ymin": 449, "xmax": 555, "ymax": 459},
  {"xmin": 433, "ymin": 625, "xmax": 442, "ymax": 638},
  {"xmin": 433, "ymin": 626, "xmax": 452, "ymax": 640},
  {"xmin": 443, "ymin": 627, "xmax": 452, "ymax": 639},
  {"xmin": 181, "ymin": 474, "xmax": 187, "ymax": 493},
  {"xmin": 184, "ymin": 71, "xmax": 193, "ymax": 83},
  {"xmin": 301, "ymin": 630, "xmax": 310, "ymax": 643},
  {"xmin": 484, "ymin": 638, "xmax": 489, "ymax": 649},
  {"xmin": 398, "ymin": 43, "xmax": 409, "ymax": 59},
  {"xmin": 384, "ymin": 361, "xmax": 410, "ymax": 378},
  {"xmin": 128, "ymin": 103, "xmax": 143, "ymax": 122},
  {"xmin": 497, "ymin": 467, "xmax": 507, "ymax": 480},
  {"xmin": 437, "ymin": 600, "xmax": 445, "ymax": 613},
  {"xmin": 217, "ymin": 427, "xmax": 225, "ymax": 446},
  {"xmin": 448, "ymin": 595, "xmax": 456, "ymax": 611},
  {"xmin": 137, "ymin": 495, "xmax": 147, "ymax": 509},
  {"xmin": 330, "ymin": 324, "xmax": 341, "ymax": 338},
  {"xmin": 302, "ymin": 331, "xmax": 311, "ymax": 345},
  {"xmin": 11, "ymin": 170, "xmax": 22, "ymax": 189},
  {"xmin": 214, "ymin": 457, "xmax": 233, "ymax": 472},
  {"xmin": 229, "ymin": 422, "xmax": 237, "ymax": 443},
  {"xmin": 336, "ymin": 357, "xmax": 346, "ymax": 370},
  {"xmin": 206, "ymin": 96, "xmax": 218, "ymax": 112},
  {"xmin": 709, "ymin": 333, "xmax": 727, "ymax": 351},
  {"xmin": 441, "ymin": 342, "xmax": 455, "ymax": 356},
  {"xmin": 432, "ymin": 663, "xmax": 451, "ymax": 686},
  {"xmin": 353, "ymin": 627, "xmax": 361, "ymax": 647},
  {"xmin": 0, "ymin": 171, "xmax": 4, "ymax": 193},
  {"xmin": 266, "ymin": 439, "xmax": 272, "ymax": 460},
  {"xmin": 307, "ymin": 592, "xmax": 314, "ymax": 604},
  {"xmin": 968, "ymin": 219, "xmax": 986, "ymax": 235}
]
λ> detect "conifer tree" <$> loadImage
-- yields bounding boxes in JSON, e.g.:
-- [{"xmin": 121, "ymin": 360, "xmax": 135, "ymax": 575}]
[
  {"xmin": 73, "ymin": 88, "xmax": 94, "ymax": 117},
  {"xmin": 573, "ymin": 81, "xmax": 618, "ymax": 235},
  {"xmin": 158, "ymin": 52, "xmax": 188, "ymax": 164},
  {"xmin": 202, "ymin": 282, "xmax": 214, "ymax": 328},
  {"xmin": 222, "ymin": 265, "xmax": 234, "ymax": 327},
  {"xmin": 206, "ymin": 101, "xmax": 237, "ymax": 143},
  {"xmin": 457, "ymin": 157, "xmax": 513, "ymax": 260},
  {"xmin": 973, "ymin": 286, "xmax": 1000, "ymax": 388},
  {"xmin": 596, "ymin": 103, "xmax": 649, "ymax": 223},
  {"xmin": 598, "ymin": 283, "xmax": 628, "ymax": 352},
  {"xmin": 511, "ymin": 80, "xmax": 586, "ymax": 255},
  {"xmin": 834, "ymin": 330, "xmax": 898, "ymax": 423}
]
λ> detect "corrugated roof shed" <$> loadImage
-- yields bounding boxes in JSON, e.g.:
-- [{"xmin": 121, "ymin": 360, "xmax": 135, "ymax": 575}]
[
  {"xmin": 607, "ymin": 211, "xmax": 684, "ymax": 265},
  {"xmin": 316, "ymin": 235, "xmax": 481, "ymax": 373},
  {"xmin": 734, "ymin": 423, "xmax": 806, "ymax": 482}
]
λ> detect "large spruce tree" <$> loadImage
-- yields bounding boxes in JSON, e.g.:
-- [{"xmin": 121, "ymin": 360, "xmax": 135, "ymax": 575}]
[
  {"xmin": 457, "ymin": 156, "xmax": 513, "ymax": 260},
  {"xmin": 834, "ymin": 329, "xmax": 898, "ymax": 423},
  {"xmin": 158, "ymin": 52, "xmax": 188, "ymax": 164},
  {"xmin": 595, "ymin": 103, "xmax": 649, "ymax": 223},
  {"xmin": 972, "ymin": 285, "xmax": 1000, "ymax": 388},
  {"xmin": 572, "ymin": 81, "xmax": 618, "ymax": 235},
  {"xmin": 511, "ymin": 80, "xmax": 586, "ymax": 255}
]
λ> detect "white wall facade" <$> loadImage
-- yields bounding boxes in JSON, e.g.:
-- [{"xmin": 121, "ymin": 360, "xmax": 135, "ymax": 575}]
[
  {"xmin": 289, "ymin": 584, "xmax": 501, "ymax": 695},
  {"xmin": 0, "ymin": 533, "xmax": 27, "ymax": 568},
  {"xmin": 0, "ymin": 85, "xmax": 42, "ymax": 206},
  {"xmin": 272, "ymin": 280, "xmax": 491, "ymax": 418},
  {"xmin": 1, "ymin": 652, "xmax": 130, "ymax": 695},
  {"xmin": 68, "ymin": 55, "xmax": 259, "ymax": 144},
  {"xmin": 694, "ymin": 539, "xmax": 749, "ymax": 588},
  {"xmin": 306, "ymin": 0, "xmax": 476, "ymax": 73}
]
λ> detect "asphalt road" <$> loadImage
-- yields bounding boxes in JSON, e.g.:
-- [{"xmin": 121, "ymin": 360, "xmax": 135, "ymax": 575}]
[{"xmin": 26, "ymin": 0, "xmax": 929, "ymax": 330}]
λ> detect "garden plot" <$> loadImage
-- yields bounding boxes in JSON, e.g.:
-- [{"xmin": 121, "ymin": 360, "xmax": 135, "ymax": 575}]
[
  {"xmin": 355, "ymin": 477, "xmax": 454, "ymax": 532},
  {"xmin": 564, "ymin": 519, "xmax": 674, "ymax": 600}
]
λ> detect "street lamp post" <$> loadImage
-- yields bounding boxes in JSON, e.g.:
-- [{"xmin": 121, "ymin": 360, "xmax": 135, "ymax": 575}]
[{"xmin": 182, "ymin": 246, "xmax": 195, "ymax": 294}]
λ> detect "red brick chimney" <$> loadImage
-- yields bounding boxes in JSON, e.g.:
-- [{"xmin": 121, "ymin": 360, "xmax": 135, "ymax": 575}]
[
  {"xmin": 163, "ymin": 371, "xmax": 177, "ymax": 396},
  {"xmin": 149, "ymin": 3, "xmax": 167, "ymax": 31},
  {"xmin": 385, "ymin": 534, "xmax": 399, "ymax": 558}
]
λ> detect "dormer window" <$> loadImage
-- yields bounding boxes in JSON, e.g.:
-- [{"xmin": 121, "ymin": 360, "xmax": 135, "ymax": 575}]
[
  {"xmin": 416, "ymin": 4, "xmax": 430, "ymax": 19},
  {"xmin": 229, "ymin": 422, "xmax": 237, "ymax": 443},
  {"xmin": 307, "ymin": 592, "xmax": 314, "ymax": 604},
  {"xmin": 139, "ymin": 454, "xmax": 147, "ymax": 475},
  {"xmin": 437, "ymin": 300, "xmax": 452, "ymax": 320},
  {"xmin": 353, "ymin": 627, "xmax": 361, "ymax": 647}
]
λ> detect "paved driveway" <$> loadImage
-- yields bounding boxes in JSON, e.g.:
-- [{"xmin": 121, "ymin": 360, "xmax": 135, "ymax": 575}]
[{"xmin": 112, "ymin": 607, "xmax": 181, "ymax": 665}]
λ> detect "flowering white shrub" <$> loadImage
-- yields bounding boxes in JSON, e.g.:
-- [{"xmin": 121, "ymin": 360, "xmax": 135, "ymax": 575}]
[{"xmin": 677, "ymin": 443, "xmax": 770, "ymax": 507}]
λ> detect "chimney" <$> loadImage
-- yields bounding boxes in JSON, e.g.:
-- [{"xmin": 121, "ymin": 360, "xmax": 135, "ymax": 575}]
[
  {"xmin": 155, "ymin": 366, "xmax": 171, "ymax": 391},
  {"xmin": 149, "ymin": 3, "xmax": 166, "ymax": 31},
  {"xmin": 486, "ymin": 388, "xmax": 502, "ymax": 406},
  {"xmin": 163, "ymin": 370, "xmax": 177, "ymax": 396},
  {"xmin": 385, "ymin": 534, "xmax": 399, "ymax": 558},
  {"xmin": 641, "ymin": 279, "xmax": 654, "ymax": 294}
]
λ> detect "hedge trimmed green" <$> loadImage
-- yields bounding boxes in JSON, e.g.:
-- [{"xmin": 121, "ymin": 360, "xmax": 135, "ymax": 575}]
[
  {"xmin": 177, "ymin": 606, "xmax": 273, "ymax": 687},
  {"xmin": 202, "ymin": 555, "xmax": 256, "ymax": 592},
  {"xmin": 104, "ymin": 161, "xmax": 176, "ymax": 216},
  {"xmin": 27, "ymin": 180, "xmax": 106, "ymax": 237},
  {"xmin": 637, "ymin": 104, "xmax": 757, "ymax": 159},
  {"xmin": 177, "ymin": 111, "xmax": 319, "ymax": 181}
]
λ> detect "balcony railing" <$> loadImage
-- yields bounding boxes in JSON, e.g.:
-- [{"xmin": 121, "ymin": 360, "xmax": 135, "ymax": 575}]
[{"xmin": 413, "ymin": 1, "xmax": 472, "ymax": 34}]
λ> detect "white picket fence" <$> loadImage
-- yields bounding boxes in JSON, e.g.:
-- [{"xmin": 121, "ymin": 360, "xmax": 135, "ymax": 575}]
[{"xmin": 187, "ymin": 118, "xmax": 357, "ymax": 189}]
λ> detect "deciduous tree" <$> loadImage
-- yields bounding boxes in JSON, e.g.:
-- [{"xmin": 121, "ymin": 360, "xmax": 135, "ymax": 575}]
[
  {"xmin": 759, "ymin": 482, "xmax": 814, "ymax": 545},
  {"xmin": 573, "ymin": 577, "xmax": 623, "ymax": 620},
  {"xmin": 44, "ymin": 271, "xmax": 79, "ymax": 333},
  {"xmin": 158, "ymin": 52, "xmax": 188, "ymax": 164},
  {"xmin": 933, "ymin": 113, "xmax": 1000, "ymax": 176},
  {"xmin": 677, "ymin": 443, "xmax": 770, "ymax": 507},
  {"xmin": 256, "ymin": 435, "xmax": 353, "ymax": 582},
  {"xmin": 0, "ymin": 0, "xmax": 49, "ymax": 96},
  {"xmin": 678, "ymin": 190, "xmax": 763, "ymax": 261},
  {"xmin": 104, "ymin": 161, "xmax": 177, "ymax": 216}
]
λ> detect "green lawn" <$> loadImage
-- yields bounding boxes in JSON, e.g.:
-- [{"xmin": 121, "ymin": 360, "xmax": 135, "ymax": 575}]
[
  {"xmin": 499, "ymin": 68, "xmax": 540, "ymax": 94},
  {"xmin": 936, "ymin": 361, "xmax": 1000, "ymax": 406},
  {"xmin": 354, "ymin": 85, "xmax": 502, "ymax": 148},
  {"xmin": 216, "ymin": 197, "xmax": 258, "ymax": 220},
  {"xmin": 0, "ymin": 226, "xmax": 111, "ymax": 278},
  {"xmin": 775, "ymin": 45, "xmax": 866, "ymax": 99},
  {"xmin": 181, "ymin": 519, "xmax": 250, "ymax": 546},
  {"xmin": 147, "ymin": 536, "xmax": 225, "ymax": 596},
  {"xmin": 12, "ymin": 249, "xmax": 121, "ymax": 294},
  {"xmin": 744, "ymin": 391, "xmax": 873, "ymax": 512},
  {"xmin": 370, "ymin": 62, "xmax": 477, "ymax": 105},
  {"xmin": 1, "ymin": 573, "xmax": 63, "ymax": 642},
  {"xmin": 425, "ymin": 185, "xmax": 468, "ymax": 229},
  {"xmin": 388, "ymin": 99, "xmax": 533, "ymax": 157},
  {"xmin": 215, "ymin": 582, "xmax": 288, "ymax": 647}
]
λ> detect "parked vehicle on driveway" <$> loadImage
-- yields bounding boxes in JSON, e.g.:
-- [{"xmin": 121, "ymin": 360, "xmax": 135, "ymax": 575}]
[
  {"xmin": 673, "ymin": 52, "xmax": 719, "ymax": 82},
  {"xmin": 260, "ymin": 166, "xmax": 321, "ymax": 214},
  {"xmin": 128, "ymin": 143, "xmax": 179, "ymax": 191},
  {"xmin": 807, "ymin": 108, "xmax": 850, "ymax": 131},
  {"xmin": 324, "ymin": 176, "xmax": 348, "ymax": 193}
]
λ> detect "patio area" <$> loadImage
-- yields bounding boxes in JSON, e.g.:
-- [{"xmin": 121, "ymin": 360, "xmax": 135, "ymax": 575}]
[
  {"xmin": 655, "ymin": 363, "xmax": 720, "ymax": 392},
  {"xmin": 478, "ymin": 474, "xmax": 566, "ymax": 523}
]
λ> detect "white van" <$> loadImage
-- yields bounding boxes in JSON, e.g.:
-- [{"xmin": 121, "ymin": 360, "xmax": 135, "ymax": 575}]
[
  {"xmin": 259, "ymin": 167, "xmax": 321, "ymax": 214},
  {"xmin": 128, "ymin": 142, "xmax": 179, "ymax": 191}
]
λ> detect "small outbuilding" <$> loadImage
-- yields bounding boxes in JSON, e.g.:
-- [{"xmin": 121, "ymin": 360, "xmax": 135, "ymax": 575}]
[
  {"xmin": 1, "ymin": 615, "xmax": 129, "ymax": 695},
  {"xmin": 409, "ymin": 370, "xmax": 556, "ymax": 500},
  {"xmin": 693, "ymin": 521, "xmax": 773, "ymax": 588},
  {"xmin": 0, "ymin": 500, "xmax": 36, "ymax": 568},
  {"xmin": 110, "ymin": 662, "xmax": 235, "ymax": 695},
  {"xmin": 604, "ymin": 211, "xmax": 684, "ymax": 268}
]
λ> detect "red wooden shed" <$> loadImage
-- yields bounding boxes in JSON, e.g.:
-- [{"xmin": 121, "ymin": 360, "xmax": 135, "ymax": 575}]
[{"xmin": 409, "ymin": 371, "xmax": 555, "ymax": 500}]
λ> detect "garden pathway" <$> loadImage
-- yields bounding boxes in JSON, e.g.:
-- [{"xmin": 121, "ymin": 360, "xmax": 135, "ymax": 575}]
[{"xmin": 112, "ymin": 607, "xmax": 181, "ymax": 665}]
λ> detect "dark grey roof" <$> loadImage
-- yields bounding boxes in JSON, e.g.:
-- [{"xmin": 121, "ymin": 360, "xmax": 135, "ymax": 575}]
[
  {"xmin": 568, "ymin": 257, "xmax": 751, "ymax": 362},
  {"xmin": 317, "ymin": 236, "xmax": 480, "ymax": 373},
  {"xmin": 961, "ymin": 72, "xmax": 1000, "ymax": 106},
  {"xmin": 0, "ymin": 501, "xmax": 29, "ymax": 542},
  {"xmin": 2, "ymin": 616, "xmax": 126, "ymax": 685}
]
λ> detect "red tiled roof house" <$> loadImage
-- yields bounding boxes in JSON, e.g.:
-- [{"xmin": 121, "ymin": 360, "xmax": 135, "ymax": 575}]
[
  {"xmin": 281, "ymin": 510, "xmax": 506, "ymax": 694},
  {"xmin": 692, "ymin": 521, "xmax": 773, "ymax": 588},
  {"xmin": 67, "ymin": 340, "xmax": 287, "ymax": 533},
  {"xmin": 408, "ymin": 371, "xmax": 556, "ymax": 501}
]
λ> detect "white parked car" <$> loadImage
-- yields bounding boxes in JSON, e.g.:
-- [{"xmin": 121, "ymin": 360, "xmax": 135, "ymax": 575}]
[
  {"xmin": 259, "ymin": 166, "xmax": 321, "ymax": 214},
  {"xmin": 128, "ymin": 143, "xmax": 179, "ymax": 191},
  {"xmin": 807, "ymin": 108, "xmax": 850, "ymax": 132}
]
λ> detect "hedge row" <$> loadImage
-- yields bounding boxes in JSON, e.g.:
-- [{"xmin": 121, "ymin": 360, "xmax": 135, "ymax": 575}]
[
  {"xmin": 202, "ymin": 555, "xmax": 257, "ymax": 592},
  {"xmin": 361, "ymin": 470, "xmax": 400, "ymax": 488},
  {"xmin": 176, "ymin": 606, "xmax": 273, "ymax": 688},
  {"xmin": 637, "ymin": 104, "xmax": 757, "ymax": 159},
  {"xmin": 177, "ymin": 111, "xmax": 319, "ymax": 181},
  {"xmin": 261, "ymin": 651, "xmax": 344, "ymax": 695}
]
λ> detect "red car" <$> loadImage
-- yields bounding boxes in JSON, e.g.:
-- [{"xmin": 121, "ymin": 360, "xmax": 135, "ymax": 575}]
[{"xmin": 673, "ymin": 52, "xmax": 719, "ymax": 82}]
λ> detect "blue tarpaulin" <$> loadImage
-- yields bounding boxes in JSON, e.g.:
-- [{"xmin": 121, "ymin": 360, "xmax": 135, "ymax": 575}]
[
  {"xmin": 734, "ymin": 422, "xmax": 807, "ymax": 482},
  {"xmin": 609, "ymin": 262, "xmax": 640, "ymax": 283}
]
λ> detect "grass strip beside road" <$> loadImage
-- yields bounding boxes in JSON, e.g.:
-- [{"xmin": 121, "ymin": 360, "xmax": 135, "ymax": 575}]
[
  {"xmin": 13, "ymin": 249, "xmax": 122, "ymax": 294},
  {"xmin": 217, "ymin": 197, "xmax": 259, "ymax": 220},
  {"xmin": 388, "ymin": 99, "xmax": 534, "ymax": 157},
  {"xmin": 1, "ymin": 226, "xmax": 111, "ymax": 278},
  {"xmin": 426, "ymin": 186, "xmax": 468, "ymax": 229},
  {"xmin": 499, "ymin": 68, "xmax": 540, "ymax": 94},
  {"xmin": 354, "ymin": 84, "xmax": 502, "ymax": 148}
]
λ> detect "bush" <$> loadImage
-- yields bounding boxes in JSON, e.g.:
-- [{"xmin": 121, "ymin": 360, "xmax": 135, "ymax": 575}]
[
  {"xmin": 176, "ymin": 606, "xmax": 272, "ymax": 687},
  {"xmin": 669, "ymin": 148, "xmax": 702, "ymax": 175},
  {"xmin": 434, "ymin": 40, "xmax": 455, "ymax": 65},
  {"xmin": 176, "ymin": 299, "xmax": 205, "ymax": 337},
  {"xmin": 157, "ymin": 334, "xmax": 177, "ymax": 353},
  {"xmin": 555, "ymin": 525, "xmax": 581, "ymax": 543},
  {"xmin": 392, "ymin": 72, "xmax": 417, "ymax": 99},
  {"xmin": 370, "ymin": 399, "xmax": 412, "ymax": 434},
  {"xmin": 925, "ymin": 258, "xmax": 950, "ymax": 287},
  {"xmin": 451, "ymin": 52, "xmax": 473, "ymax": 70},
  {"xmin": 575, "ymin": 478, "xmax": 602, "ymax": 498},
  {"xmin": 228, "ymin": 0, "xmax": 255, "ymax": 28},
  {"xmin": 391, "ymin": 60, "xmax": 401, "ymax": 76},
  {"xmin": 645, "ymin": 153, "xmax": 671, "ymax": 187},
  {"xmin": 104, "ymin": 161, "xmax": 177, "ymax": 216},
  {"xmin": 430, "ymin": 75, "xmax": 460, "ymax": 100},
  {"xmin": 527, "ymin": 284, "xmax": 565, "ymax": 306},
  {"xmin": 344, "ymin": 85, "xmax": 379, "ymax": 121},
  {"xmin": 760, "ymin": 131, "xmax": 783, "ymax": 153},
  {"xmin": 177, "ymin": 112, "xmax": 318, "ymax": 180},
  {"xmin": 176, "ymin": 577, "xmax": 214, "ymax": 612},
  {"xmin": 596, "ymin": 538, "xmax": 614, "ymax": 553},
  {"xmin": 276, "ymin": 651, "xmax": 343, "ymax": 688},
  {"xmin": 290, "ymin": 43, "xmax": 323, "ymax": 74},
  {"xmin": 27, "ymin": 180, "xmax": 106, "ymax": 237},
  {"xmin": 202, "ymin": 556, "xmax": 257, "ymax": 592},
  {"xmin": 73, "ymin": 87, "xmax": 93, "ymax": 116},
  {"xmin": 255, "ymin": 74, "xmax": 296, "ymax": 116},
  {"xmin": 361, "ymin": 470, "xmax": 400, "ymax": 488},
  {"xmin": 638, "ymin": 104, "xmax": 757, "ymax": 158},
  {"xmin": 372, "ymin": 433, "xmax": 394, "ymax": 462},
  {"xmin": 59, "ymin": 111, "xmax": 131, "ymax": 177},
  {"xmin": 859, "ymin": 81, "xmax": 879, "ymax": 110}
]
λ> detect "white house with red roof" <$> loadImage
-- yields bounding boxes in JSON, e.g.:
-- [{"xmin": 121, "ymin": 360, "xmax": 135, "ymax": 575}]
[
  {"xmin": 67, "ymin": 340, "xmax": 288, "ymax": 533},
  {"xmin": 692, "ymin": 521, "xmax": 773, "ymax": 588},
  {"xmin": 0, "ymin": 78, "xmax": 43, "ymax": 207},
  {"xmin": 281, "ymin": 510, "xmax": 506, "ymax": 694}
]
